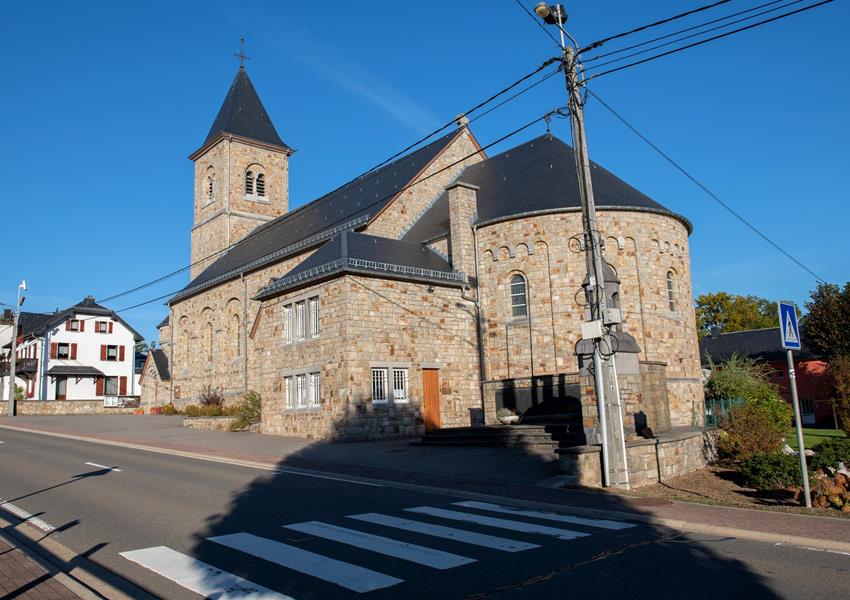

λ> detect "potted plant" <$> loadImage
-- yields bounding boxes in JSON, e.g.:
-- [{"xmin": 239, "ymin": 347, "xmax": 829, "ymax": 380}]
[{"xmin": 497, "ymin": 407, "xmax": 520, "ymax": 425}]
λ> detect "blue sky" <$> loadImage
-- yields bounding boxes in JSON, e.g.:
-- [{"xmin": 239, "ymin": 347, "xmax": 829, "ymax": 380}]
[{"xmin": 1, "ymin": 1, "xmax": 847, "ymax": 344}]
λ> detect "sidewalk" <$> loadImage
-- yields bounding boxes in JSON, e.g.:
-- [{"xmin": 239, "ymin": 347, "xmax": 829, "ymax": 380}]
[
  {"xmin": 0, "ymin": 533, "xmax": 82, "ymax": 600},
  {"xmin": 3, "ymin": 415, "xmax": 850, "ymax": 551}
]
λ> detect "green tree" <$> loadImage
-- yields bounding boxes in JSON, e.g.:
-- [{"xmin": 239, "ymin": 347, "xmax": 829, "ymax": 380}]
[
  {"xmin": 800, "ymin": 282, "xmax": 850, "ymax": 361},
  {"xmin": 695, "ymin": 292, "xmax": 784, "ymax": 336}
]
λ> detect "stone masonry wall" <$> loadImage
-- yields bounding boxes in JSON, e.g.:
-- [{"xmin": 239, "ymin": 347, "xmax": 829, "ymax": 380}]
[
  {"xmin": 476, "ymin": 210, "xmax": 702, "ymax": 427},
  {"xmin": 10, "ymin": 400, "xmax": 136, "ymax": 416}
]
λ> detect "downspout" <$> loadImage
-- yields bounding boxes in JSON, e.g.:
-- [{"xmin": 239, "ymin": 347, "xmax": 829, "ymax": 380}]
[
  {"xmin": 169, "ymin": 308, "xmax": 174, "ymax": 404},
  {"xmin": 242, "ymin": 273, "xmax": 249, "ymax": 396},
  {"xmin": 461, "ymin": 223, "xmax": 487, "ymax": 413}
]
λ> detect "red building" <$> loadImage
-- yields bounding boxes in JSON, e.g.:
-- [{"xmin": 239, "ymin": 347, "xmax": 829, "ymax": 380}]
[{"xmin": 700, "ymin": 328, "xmax": 835, "ymax": 426}]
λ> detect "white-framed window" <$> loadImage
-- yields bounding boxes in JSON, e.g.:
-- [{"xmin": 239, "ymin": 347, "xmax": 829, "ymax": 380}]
[
  {"xmin": 309, "ymin": 372, "xmax": 321, "ymax": 408},
  {"xmin": 309, "ymin": 297, "xmax": 320, "ymax": 338},
  {"xmin": 96, "ymin": 321, "xmax": 107, "ymax": 333},
  {"xmin": 69, "ymin": 319, "xmax": 80, "ymax": 332},
  {"xmin": 284, "ymin": 376, "xmax": 295, "ymax": 409},
  {"xmin": 392, "ymin": 368, "xmax": 409, "ymax": 403},
  {"xmin": 296, "ymin": 374, "xmax": 307, "ymax": 408},
  {"xmin": 104, "ymin": 376, "xmax": 118, "ymax": 396},
  {"xmin": 283, "ymin": 305, "xmax": 293, "ymax": 344},
  {"xmin": 510, "ymin": 274, "xmax": 528, "ymax": 318},
  {"xmin": 295, "ymin": 301, "xmax": 306, "ymax": 341},
  {"xmin": 57, "ymin": 343, "xmax": 70, "ymax": 359},
  {"xmin": 666, "ymin": 271, "xmax": 676, "ymax": 311},
  {"xmin": 372, "ymin": 368, "xmax": 388, "ymax": 404}
]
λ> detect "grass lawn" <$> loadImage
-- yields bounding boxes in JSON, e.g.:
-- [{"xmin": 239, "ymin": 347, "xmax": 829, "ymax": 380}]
[{"xmin": 787, "ymin": 427, "xmax": 847, "ymax": 449}]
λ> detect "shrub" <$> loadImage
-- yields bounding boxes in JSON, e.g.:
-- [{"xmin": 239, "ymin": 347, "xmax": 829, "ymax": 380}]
[
  {"xmin": 150, "ymin": 406, "xmax": 163, "ymax": 415},
  {"xmin": 14, "ymin": 385, "xmax": 24, "ymax": 402},
  {"xmin": 161, "ymin": 403, "xmax": 180, "ymax": 416},
  {"xmin": 184, "ymin": 404, "xmax": 224, "ymax": 417},
  {"xmin": 740, "ymin": 452, "xmax": 811, "ymax": 491},
  {"xmin": 716, "ymin": 402, "xmax": 791, "ymax": 461},
  {"xmin": 229, "ymin": 391, "xmax": 262, "ymax": 431},
  {"xmin": 199, "ymin": 385, "xmax": 225, "ymax": 408},
  {"xmin": 810, "ymin": 438, "xmax": 850, "ymax": 470}
]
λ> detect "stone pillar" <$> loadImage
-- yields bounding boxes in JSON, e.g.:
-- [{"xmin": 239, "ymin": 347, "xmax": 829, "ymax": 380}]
[{"xmin": 446, "ymin": 182, "xmax": 479, "ymax": 281}]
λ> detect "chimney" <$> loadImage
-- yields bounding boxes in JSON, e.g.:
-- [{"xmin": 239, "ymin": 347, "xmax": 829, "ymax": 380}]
[{"xmin": 446, "ymin": 181, "xmax": 479, "ymax": 283}]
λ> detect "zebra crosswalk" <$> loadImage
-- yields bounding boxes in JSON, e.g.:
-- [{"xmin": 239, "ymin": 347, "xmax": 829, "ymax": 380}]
[{"xmin": 120, "ymin": 500, "xmax": 635, "ymax": 599}]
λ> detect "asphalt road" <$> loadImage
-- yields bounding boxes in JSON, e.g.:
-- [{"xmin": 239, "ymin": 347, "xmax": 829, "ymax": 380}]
[{"xmin": 1, "ymin": 428, "xmax": 848, "ymax": 600}]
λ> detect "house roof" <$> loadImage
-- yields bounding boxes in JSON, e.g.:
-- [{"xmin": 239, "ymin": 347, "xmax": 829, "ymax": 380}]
[
  {"xmin": 46, "ymin": 365, "xmax": 104, "ymax": 377},
  {"xmin": 197, "ymin": 67, "xmax": 290, "ymax": 154},
  {"xmin": 150, "ymin": 348, "xmax": 171, "ymax": 381},
  {"xmin": 157, "ymin": 315, "xmax": 169, "ymax": 329},
  {"xmin": 17, "ymin": 312, "xmax": 53, "ymax": 337},
  {"xmin": 403, "ymin": 134, "xmax": 691, "ymax": 244},
  {"xmin": 27, "ymin": 296, "xmax": 143, "ymax": 342},
  {"xmin": 173, "ymin": 130, "xmax": 463, "ymax": 303},
  {"xmin": 699, "ymin": 327, "xmax": 820, "ymax": 365},
  {"xmin": 254, "ymin": 230, "xmax": 463, "ymax": 300}
]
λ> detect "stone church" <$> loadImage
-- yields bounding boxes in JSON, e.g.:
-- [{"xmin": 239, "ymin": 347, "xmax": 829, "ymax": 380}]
[{"xmin": 143, "ymin": 65, "xmax": 703, "ymax": 441}]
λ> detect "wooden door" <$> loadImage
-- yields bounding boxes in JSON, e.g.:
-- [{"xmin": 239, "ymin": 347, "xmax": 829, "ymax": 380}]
[{"xmin": 422, "ymin": 369, "xmax": 441, "ymax": 432}]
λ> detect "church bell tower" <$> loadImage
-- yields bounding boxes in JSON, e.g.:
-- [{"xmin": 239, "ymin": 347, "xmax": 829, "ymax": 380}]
[{"xmin": 188, "ymin": 65, "xmax": 293, "ymax": 279}]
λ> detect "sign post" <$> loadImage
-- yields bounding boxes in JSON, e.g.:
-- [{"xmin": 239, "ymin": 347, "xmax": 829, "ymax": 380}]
[{"xmin": 779, "ymin": 300, "xmax": 810, "ymax": 508}]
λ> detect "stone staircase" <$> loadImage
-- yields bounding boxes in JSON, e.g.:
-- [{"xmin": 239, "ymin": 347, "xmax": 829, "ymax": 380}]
[{"xmin": 414, "ymin": 418, "xmax": 585, "ymax": 450}]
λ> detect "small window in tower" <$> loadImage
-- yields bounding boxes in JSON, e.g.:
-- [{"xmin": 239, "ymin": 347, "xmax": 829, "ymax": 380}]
[
  {"xmin": 256, "ymin": 173, "xmax": 266, "ymax": 197},
  {"xmin": 667, "ymin": 271, "xmax": 676, "ymax": 311},
  {"xmin": 245, "ymin": 170, "xmax": 254, "ymax": 196},
  {"xmin": 207, "ymin": 176, "xmax": 215, "ymax": 202}
]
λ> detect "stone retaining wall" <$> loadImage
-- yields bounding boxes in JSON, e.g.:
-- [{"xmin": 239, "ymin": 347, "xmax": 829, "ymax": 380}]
[
  {"xmin": 557, "ymin": 429, "xmax": 716, "ymax": 488},
  {"xmin": 183, "ymin": 416, "xmax": 237, "ymax": 431},
  {"xmin": 8, "ymin": 400, "xmax": 137, "ymax": 416}
]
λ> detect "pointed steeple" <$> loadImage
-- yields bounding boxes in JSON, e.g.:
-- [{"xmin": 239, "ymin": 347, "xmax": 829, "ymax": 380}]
[{"xmin": 200, "ymin": 67, "xmax": 290, "ymax": 153}]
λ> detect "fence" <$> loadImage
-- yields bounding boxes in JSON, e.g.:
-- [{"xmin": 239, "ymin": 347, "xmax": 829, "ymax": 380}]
[{"xmin": 704, "ymin": 398, "xmax": 745, "ymax": 429}]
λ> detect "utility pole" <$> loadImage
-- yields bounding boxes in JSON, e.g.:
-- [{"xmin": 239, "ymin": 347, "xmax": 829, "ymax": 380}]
[
  {"xmin": 7, "ymin": 280, "xmax": 26, "ymax": 416},
  {"xmin": 535, "ymin": 3, "xmax": 629, "ymax": 487}
]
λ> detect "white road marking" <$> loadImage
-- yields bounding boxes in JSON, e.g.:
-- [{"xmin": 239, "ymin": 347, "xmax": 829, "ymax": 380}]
[
  {"xmin": 348, "ymin": 513, "xmax": 539, "ymax": 553},
  {"xmin": 773, "ymin": 542, "xmax": 850, "ymax": 556},
  {"xmin": 0, "ymin": 499, "xmax": 55, "ymax": 532},
  {"xmin": 452, "ymin": 501, "xmax": 635, "ymax": 530},
  {"xmin": 210, "ymin": 532, "xmax": 402, "ymax": 593},
  {"xmin": 85, "ymin": 462, "xmax": 122, "ymax": 472},
  {"xmin": 405, "ymin": 507, "xmax": 589, "ymax": 540},
  {"xmin": 285, "ymin": 521, "xmax": 475, "ymax": 570},
  {"xmin": 120, "ymin": 546, "xmax": 290, "ymax": 599}
]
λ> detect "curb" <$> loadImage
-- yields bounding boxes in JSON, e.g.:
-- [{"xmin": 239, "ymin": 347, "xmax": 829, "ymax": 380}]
[{"xmin": 4, "ymin": 422, "xmax": 850, "ymax": 555}]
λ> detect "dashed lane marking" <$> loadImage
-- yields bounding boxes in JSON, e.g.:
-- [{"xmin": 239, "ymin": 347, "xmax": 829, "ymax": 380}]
[{"xmin": 85, "ymin": 462, "xmax": 123, "ymax": 472}]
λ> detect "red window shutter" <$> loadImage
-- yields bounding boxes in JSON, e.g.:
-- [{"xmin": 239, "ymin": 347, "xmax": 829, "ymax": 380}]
[
  {"xmin": 100, "ymin": 345, "xmax": 107, "ymax": 361},
  {"xmin": 80, "ymin": 320, "xmax": 85, "ymax": 332},
  {"xmin": 119, "ymin": 346, "xmax": 125, "ymax": 361},
  {"xmin": 108, "ymin": 322, "xmax": 113, "ymax": 334},
  {"xmin": 119, "ymin": 376, "xmax": 127, "ymax": 395},
  {"xmin": 50, "ymin": 343, "xmax": 58, "ymax": 359},
  {"xmin": 96, "ymin": 377, "xmax": 104, "ymax": 396},
  {"xmin": 70, "ymin": 343, "xmax": 77, "ymax": 360},
  {"xmin": 65, "ymin": 320, "xmax": 70, "ymax": 331}
]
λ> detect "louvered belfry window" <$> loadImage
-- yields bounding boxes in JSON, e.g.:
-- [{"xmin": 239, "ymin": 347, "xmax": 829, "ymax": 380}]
[
  {"xmin": 245, "ymin": 170, "xmax": 254, "ymax": 195},
  {"xmin": 256, "ymin": 173, "xmax": 266, "ymax": 197}
]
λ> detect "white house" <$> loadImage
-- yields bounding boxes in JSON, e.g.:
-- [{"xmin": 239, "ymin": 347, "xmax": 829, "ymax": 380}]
[{"xmin": 1, "ymin": 296, "xmax": 143, "ymax": 403}]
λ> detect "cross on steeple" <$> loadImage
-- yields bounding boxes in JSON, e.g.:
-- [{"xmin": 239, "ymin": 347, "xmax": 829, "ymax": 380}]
[{"xmin": 233, "ymin": 37, "xmax": 250, "ymax": 69}]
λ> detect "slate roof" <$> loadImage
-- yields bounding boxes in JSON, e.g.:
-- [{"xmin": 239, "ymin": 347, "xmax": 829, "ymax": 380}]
[
  {"xmin": 254, "ymin": 230, "xmax": 463, "ymax": 300},
  {"xmin": 46, "ymin": 365, "xmax": 104, "ymax": 377},
  {"xmin": 403, "ymin": 134, "xmax": 691, "ymax": 244},
  {"xmin": 699, "ymin": 328, "xmax": 819, "ymax": 365},
  {"xmin": 157, "ymin": 315, "xmax": 169, "ymax": 329},
  {"xmin": 199, "ymin": 67, "xmax": 290, "ymax": 153},
  {"xmin": 173, "ymin": 130, "xmax": 462, "ymax": 303},
  {"xmin": 26, "ymin": 297, "xmax": 143, "ymax": 342},
  {"xmin": 150, "ymin": 348, "xmax": 171, "ymax": 381},
  {"xmin": 16, "ymin": 312, "xmax": 53, "ymax": 337}
]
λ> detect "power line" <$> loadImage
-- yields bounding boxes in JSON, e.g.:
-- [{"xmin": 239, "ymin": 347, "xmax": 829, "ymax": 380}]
[
  {"xmin": 585, "ymin": 87, "xmax": 827, "ymax": 284},
  {"xmin": 99, "ymin": 58, "xmax": 560, "ymax": 305},
  {"xmin": 583, "ymin": 0, "xmax": 789, "ymax": 63},
  {"xmin": 110, "ymin": 109, "xmax": 563, "ymax": 313},
  {"xmin": 580, "ymin": 0, "xmax": 732, "ymax": 54},
  {"xmin": 584, "ymin": 0, "xmax": 834, "ymax": 82},
  {"xmin": 513, "ymin": 0, "xmax": 562, "ymax": 49}
]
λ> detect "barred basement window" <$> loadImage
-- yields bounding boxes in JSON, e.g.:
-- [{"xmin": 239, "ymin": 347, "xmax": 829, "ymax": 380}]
[
  {"xmin": 296, "ymin": 374, "xmax": 307, "ymax": 408},
  {"xmin": 284, "ymin": 376, "xmax": 295, "ymax": 409},
  {"xmin": 256, "ymin": 173, "xmax": 266, "ymax": 197},
  {"xmin": 245, "ymin": 170, "xmax": 254, "ymax": 195},
  {"xmin": 309, "ymin": 372, "xmax": 321, "ymax": 407},
  {"xmin": 372, "ymin": 368, "xmax": 388, "ymax": 404},
  {"xmin": 295, "ymin": 301, "xmax": 306, "ymax": 341},
  {"xmin": 666, "ymin": 271, "xmax": 676, "ymax": 311},
  {"xmin": 283, "ymin": 305, "xmax": 293, "ymax": 344},
  {"xmin": 392, "ymin": 368, "xmax": 409, "ymax": 403},
  {"xmin": 309, "ymin": 297, "xmax": 320, "ymax": 338},
  {"xmin": 510, "ymin": 274, "xmax": 528, "ymax": 318}
]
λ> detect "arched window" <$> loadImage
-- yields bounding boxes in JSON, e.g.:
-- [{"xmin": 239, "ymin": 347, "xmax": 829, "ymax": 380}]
[
  {"xmin": 207, "ymin": 175, "xmax": 215, "ymax": 202},
  {"xmin": 232, "ymin": 314, "xmax": 241, "ymax": 357},
  {"xmin": 510, "ymin": 274, "xmax": 528, "ymax": 318},
  {"xmin": 256, "ymin": 173, "xmax": 265, "ymax": 197},
  {"xmin": 245, "ymin": 170, "xmax": 254, "ymax": 195},
  {"xmin": 666, "ymin": 271, "xmax": 676, "ymax": 311},
  {"xmin": 205, "ymin": 322, "xmax": 213, "ymax": 362}
]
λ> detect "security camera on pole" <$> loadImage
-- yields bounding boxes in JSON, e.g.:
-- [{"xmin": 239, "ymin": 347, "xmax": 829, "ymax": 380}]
[
  {"xmin": 778, "ymin": 300, "xmax": 811, "ymax": 508},
  {"xmin": 7, "ymin": 280, "xmax": 27, "ymax": 417},
  {"xmin": 533, "ymin": 3, "xmax": 629, "ymax": 488}
]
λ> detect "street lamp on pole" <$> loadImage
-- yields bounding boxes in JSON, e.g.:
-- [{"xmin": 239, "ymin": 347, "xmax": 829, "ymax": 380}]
[
  {"xmin": 532, "ymin": 3, "xmax": 629, "ymax": 488},
  {"xmin": 7, "ymin": 280, "xmax": 26, "ymax": 416}
]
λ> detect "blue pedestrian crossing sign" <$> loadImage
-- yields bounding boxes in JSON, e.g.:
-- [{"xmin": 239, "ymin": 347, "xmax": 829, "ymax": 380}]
[{"xmin": 778, "ymin": 301, "xmax": 801, "ymax": 350}]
